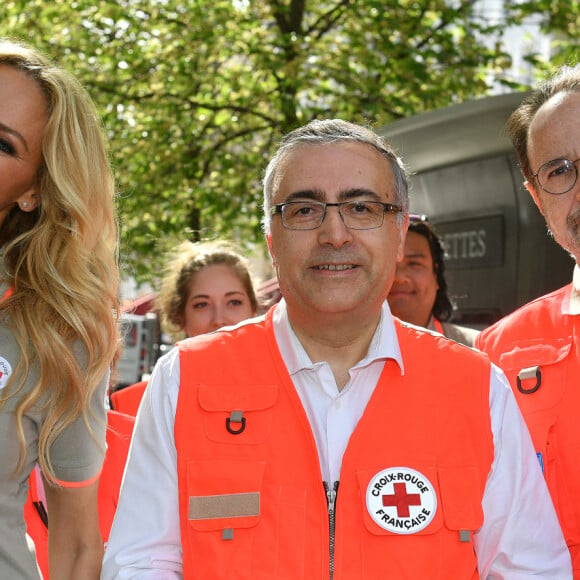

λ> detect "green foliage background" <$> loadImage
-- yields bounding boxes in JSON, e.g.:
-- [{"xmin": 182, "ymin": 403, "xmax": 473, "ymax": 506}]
[{"xmin": 1, "ymin": 0, "xmax": 578, "ymax": 286}]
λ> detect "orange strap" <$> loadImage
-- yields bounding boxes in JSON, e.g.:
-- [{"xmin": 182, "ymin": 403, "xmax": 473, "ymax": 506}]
[{"xmin": 432, "ymin": 317, "xmax": 444, "ymax": 334}]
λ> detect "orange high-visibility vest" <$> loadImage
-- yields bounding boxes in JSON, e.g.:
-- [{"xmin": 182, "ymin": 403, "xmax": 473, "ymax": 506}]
[
  {"xmin": 110, "ymin": 380, "xmax": 148, "ymax": 417},
  {"xmin": 476, "ymin": 283, "xmax": 580, "ymax": 575},
  {"xmin": 175, "ymin": 310, "xmax": 493, "ymax": 579},
  {"xmin": 98, "ymin": 410, "xmax": 135, "ymax": 542}
]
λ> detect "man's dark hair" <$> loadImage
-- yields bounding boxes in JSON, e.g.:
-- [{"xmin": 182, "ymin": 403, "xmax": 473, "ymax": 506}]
[{"xmin": 408, "ymin": 219, "xmax": 453, "ymax": 321}]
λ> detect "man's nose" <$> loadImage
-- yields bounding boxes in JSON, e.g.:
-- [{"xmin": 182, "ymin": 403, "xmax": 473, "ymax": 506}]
[
  {"xmin": 574, "ymin": 179, "xmax": 580, "ymax": 201},
  {"xmin": 318, "ymin": 205, "xmax": 353, "ymax": 247},
  {"xmin": 393, "ymin": 263, "xmax": 410, "ymax": 282}
]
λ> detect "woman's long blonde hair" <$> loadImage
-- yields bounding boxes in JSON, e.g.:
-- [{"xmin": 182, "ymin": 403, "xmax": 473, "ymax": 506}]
[{"xmin": 0, "ymin": 40, "xmax": 120, "ymax": 483}]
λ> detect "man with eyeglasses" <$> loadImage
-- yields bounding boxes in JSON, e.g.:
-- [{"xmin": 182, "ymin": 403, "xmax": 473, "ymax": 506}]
[
  {"xmin": 102, "ymin": 119, "xmax": 570, "ymax": 579},
  {"xmin": 476, "ymin": 64, "xmax": 580, "ymax": 576}
]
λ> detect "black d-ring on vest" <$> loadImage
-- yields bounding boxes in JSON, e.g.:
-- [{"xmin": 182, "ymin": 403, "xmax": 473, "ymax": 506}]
[
  {"xmin": 226, "ymin": 410, "xmax": 246, "ymax": 434},
  {"xmin": 517, "ymin": 365, "xmax": 542, "ymax": 394}
]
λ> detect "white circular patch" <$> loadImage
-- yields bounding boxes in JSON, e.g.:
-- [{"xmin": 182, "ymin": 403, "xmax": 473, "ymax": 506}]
[
  {"xmin": 366, "ymin": 467, "xmax": 437, "ymax": 534},
  {"xmin": 0, "ymin": 356, "xmax": 12, "ymax": 390}
]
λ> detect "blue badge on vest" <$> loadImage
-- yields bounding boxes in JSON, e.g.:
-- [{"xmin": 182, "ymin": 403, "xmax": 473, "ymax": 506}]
[{"xmin": 536, "ymin": 451, "xmax": 544, "ymax": 474}]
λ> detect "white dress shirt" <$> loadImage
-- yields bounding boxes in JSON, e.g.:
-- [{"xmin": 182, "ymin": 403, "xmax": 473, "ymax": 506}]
[{"xmin": 102, "ymin": 300, "xmax": 572, "ymax": 579}]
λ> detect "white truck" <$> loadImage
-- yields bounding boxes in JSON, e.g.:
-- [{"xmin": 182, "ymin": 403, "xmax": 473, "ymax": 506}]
[{"xmin": 115, "ymin": 312, "xmax": 161, "ymax": 388}]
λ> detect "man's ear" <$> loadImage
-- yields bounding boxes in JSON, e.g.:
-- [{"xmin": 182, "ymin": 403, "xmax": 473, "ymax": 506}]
[{"xmin": 524, "ymin": 180, "xmax": 545, "ymax": 217}]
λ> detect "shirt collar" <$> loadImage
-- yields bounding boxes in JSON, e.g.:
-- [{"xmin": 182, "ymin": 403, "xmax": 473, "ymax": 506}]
[{"xmin": 272, "ymin": 299, "xmax": 404, "ymax": 376}]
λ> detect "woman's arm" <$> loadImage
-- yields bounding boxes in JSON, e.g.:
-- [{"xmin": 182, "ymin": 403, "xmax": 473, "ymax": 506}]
[{"xmin": 43, "ymin": 476, "xmax": 104, "ymax": 580}]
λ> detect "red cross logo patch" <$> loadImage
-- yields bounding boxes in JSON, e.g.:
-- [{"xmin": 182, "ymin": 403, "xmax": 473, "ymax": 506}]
[
  {"xmin": 0, "ymin": 356, "xmax": 12, "ymax": 391},
  {"xmin": 366, "ymin": 467, "xmax": 437, "ymax": 534}
]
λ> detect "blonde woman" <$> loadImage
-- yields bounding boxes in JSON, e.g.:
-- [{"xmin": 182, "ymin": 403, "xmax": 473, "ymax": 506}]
[
  {"xmin": 0, "ymin": 40, "xmax": 119, "ymax": 578},
  {"xmin": 156, "ymin": 240, "xmax": 259, "ymax": 340}
]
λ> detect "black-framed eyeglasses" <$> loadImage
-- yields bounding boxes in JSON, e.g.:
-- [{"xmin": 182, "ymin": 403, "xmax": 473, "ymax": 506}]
[
  {"xmin": 271, "ymin": 200, "xmax": 403, "ymax": 231},
  {"xmin": 531, "ymin": 157, "xmax": 580, "ymax": 195}
]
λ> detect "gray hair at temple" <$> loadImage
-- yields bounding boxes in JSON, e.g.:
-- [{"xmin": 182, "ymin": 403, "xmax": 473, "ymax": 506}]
[{"xmin": 261, "ymin": 119, "xmax": 409, "ymax": 235}]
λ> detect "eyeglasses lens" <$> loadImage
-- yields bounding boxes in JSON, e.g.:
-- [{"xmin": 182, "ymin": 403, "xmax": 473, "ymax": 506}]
[
  {"xmin": 538, "ymin": 158, "xmax": 579, "ymax": 194},
  {"xmin": 281, "ymin": 201, "xmax": 387, "ymax": 230}
]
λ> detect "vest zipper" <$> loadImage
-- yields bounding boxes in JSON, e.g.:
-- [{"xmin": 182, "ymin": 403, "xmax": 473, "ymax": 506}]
[{"xmin": 323, "ymin": 480, "xmax": 339, "ymax": 580}]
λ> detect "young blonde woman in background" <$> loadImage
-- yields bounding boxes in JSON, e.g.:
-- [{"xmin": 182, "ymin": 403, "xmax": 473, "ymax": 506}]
[{"xmin": 156, "ymin": 239, "xmax": 259, "ymax": 340}]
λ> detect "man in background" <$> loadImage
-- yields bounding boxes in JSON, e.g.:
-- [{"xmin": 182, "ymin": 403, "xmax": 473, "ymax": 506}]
[{"xmin": 388, "ymin": 214, "xmax": 479, "ymax": 346}]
